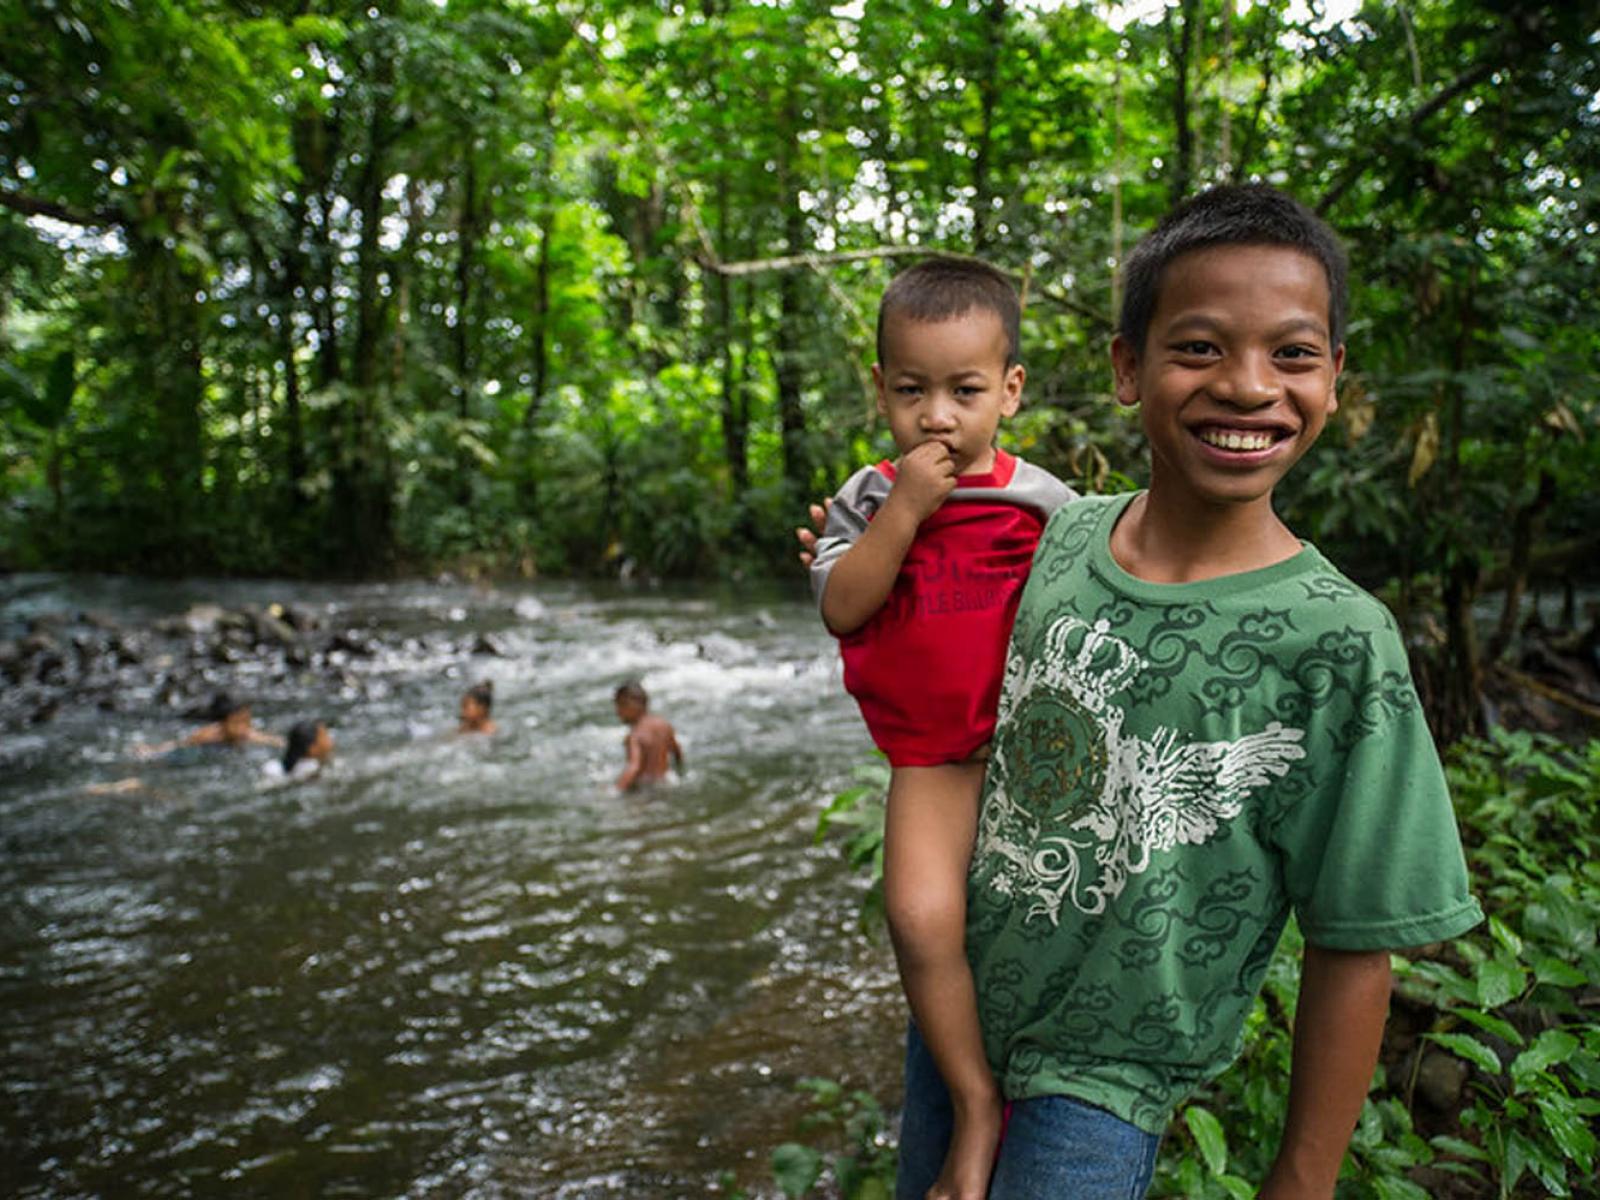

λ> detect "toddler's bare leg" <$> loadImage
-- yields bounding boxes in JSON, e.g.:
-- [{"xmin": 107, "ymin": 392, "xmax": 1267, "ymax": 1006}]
[{"xmin": 884, "ymin": 763, "xmax": 1001, "ymax": 1200}]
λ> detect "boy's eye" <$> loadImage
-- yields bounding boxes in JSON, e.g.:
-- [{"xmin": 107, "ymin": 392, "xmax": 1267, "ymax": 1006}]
[
  {"xmin": 1173, "ymin": 341, "xmax": 1219, "ymax": 357},
  {"xmin": 1277, "ymin": 345, "xmax": 1321, "ymax": 360}
]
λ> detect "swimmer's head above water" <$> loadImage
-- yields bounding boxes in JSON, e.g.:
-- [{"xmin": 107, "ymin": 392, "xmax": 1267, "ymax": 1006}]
[
  {"xmin": 613, "ymin": 680, "xmax": 649, "ymax": 726},
  {"xmin": 207, "ymin": 692, "xmax": 255, "ymax": 744},
  {"xmin": 282, "ymin": 720, "xmax": 334, "ymax": 773},
  {"xmin": 459, "ymin": 681, "xmax": 497, "ymax": 735}
]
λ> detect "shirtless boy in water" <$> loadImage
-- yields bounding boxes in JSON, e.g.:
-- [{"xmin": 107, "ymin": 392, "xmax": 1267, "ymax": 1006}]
[
  {"xmin": 136, "ymin": 692, "xmax": 284, "ymax": 758},
  {"xmin": 613, "ymin": 681, "xmax": 683, "ymax": 791}
]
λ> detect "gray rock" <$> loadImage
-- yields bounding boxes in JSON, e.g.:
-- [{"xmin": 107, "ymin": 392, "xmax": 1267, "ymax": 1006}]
[
  {"xmin": 251, "ymin": 611, "xmax": 300, "ymax": 647},
  {"xmin": 1416, "ymin": 1051, "xmax": 1470, "ymax": 1111},
  {"xmin": 20, "ymin": 631, "xmax": 58, "ymax": 659},
  {"xmin": 181, "ymin": 603, "xmax": 227, "ymax": 633},
  {"xmin": 471, "ymin": 633, "xmax": 506, "ymax": 657}
]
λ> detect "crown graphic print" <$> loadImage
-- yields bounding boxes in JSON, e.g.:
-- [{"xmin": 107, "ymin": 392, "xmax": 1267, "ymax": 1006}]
[{"xmin": 978, "ymin": 615, "xmax": 1307, "ymax": 925}]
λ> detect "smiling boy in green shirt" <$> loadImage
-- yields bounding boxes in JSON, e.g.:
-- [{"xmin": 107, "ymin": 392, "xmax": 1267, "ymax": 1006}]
[{"xmin": 888, "ymin": 185, "xmax": 1483, "ymax": 1199}]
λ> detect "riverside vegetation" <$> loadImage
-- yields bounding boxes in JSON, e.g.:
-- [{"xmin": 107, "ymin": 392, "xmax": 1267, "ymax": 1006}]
[{"xmin": 779, "ymin": 733, "xmax": 1600, "ymax": 1200}]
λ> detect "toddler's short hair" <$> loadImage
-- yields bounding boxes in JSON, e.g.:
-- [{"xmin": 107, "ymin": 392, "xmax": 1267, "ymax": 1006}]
[
  {"xmin": 466, "ymin": 680, "xmax": 493, "ymax": 713},
  {"xmin": 614, "ymin": 681, "xmax": 648, "ymax": 707},
  {"xmin": 1118, "ymin": 184, "xmax": 1349, "ymax": 354},
  {"xmin": 877, "ymin": 257, "xmax": 1022, "ymax": 367}
]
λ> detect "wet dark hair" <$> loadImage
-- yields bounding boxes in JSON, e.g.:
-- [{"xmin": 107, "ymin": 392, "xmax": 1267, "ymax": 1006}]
[
  {"xmin": 282, "ymin": 720, "xmax": 323, "ymax": 772},
  {"xmin": 1118, "ymin": 183, "xmax": 1349, "ymax": 355},
  {"xmin": 465, "ymin": 681, "xmax": 493, "ymax": 714},
  {"xmin": 614, "ymin": 681, "xmax": 648, "ymax": 707},
  {"xmin": 876, "ymin": 256, "xmax": 1022, "ymax": 368},
  {"xmin": 207, "ymin": 691, "xmax": 248, "ymax": 721}
]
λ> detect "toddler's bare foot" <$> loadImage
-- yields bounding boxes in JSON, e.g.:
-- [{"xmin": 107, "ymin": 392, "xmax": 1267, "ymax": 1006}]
[{"xmin": 925, "ymin": 1097, "xmax": 1003, "ymax": 1200}]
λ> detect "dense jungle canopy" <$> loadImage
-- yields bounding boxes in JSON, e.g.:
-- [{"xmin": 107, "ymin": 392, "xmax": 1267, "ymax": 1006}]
[{"xmin": 2, "ymin": 0, "xmax": 1598, "ymax": 731}]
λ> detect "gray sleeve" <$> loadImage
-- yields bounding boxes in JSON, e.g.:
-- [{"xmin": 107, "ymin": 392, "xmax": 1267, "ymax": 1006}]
[
  {"xmin": 809, "ymin": 466, "xmax": 894, "ymax": 608},
  {"xmin": 948, "ymin": 457, "xmax": 1078, "ymax": 517},
  {"xmin": 1011, "ymin": 458, "xmax": 1078, "ymax": 516}
]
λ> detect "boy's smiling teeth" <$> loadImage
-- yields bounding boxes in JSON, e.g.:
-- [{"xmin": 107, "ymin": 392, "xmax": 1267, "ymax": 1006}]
[{"xmin": 1198, "ymin": 428, "xmax": 1278, "ymax": 452}]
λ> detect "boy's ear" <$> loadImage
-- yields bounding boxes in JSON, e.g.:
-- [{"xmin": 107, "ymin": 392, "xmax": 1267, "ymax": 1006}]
[
  {"xmin": 1327, "ymin": 344, "xmax": 1346, "ymax": 413},
  {"xmin": 871, "ymin": 362, "xmax": 888, "ymax": 417},
  {"xmin": 1000, "ymin": 362, "xmax": 1025, "ymax": 417},
  {"xmin": 1110, "ymin": 335, "xmax": 1141, "ymax": 407}
]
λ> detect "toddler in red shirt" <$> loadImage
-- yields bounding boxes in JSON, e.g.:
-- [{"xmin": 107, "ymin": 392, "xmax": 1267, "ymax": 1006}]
[{"xmin": 809, "ymin": 258, "xmax": 1072, "ymax": 1200}]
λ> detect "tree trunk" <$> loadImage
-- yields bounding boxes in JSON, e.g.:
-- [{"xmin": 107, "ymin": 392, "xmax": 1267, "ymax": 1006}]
[
  {"xmin": 716, "ymin": 173, "xmax": 750, "ymax": 514},
  {"xmin": 454, "ymin": 140, "xmax": 478, "ymax": 420},
  {"xmin": 1488, "ymin": 470, "xmax": 1556, "ymax": 664},
  {"xmin": 1218, "ymin": 0, "xmax": 1233, "ymax": 177},
  {"xmin": 131, "ymin": 225, "xmax": 207, "ymax": 568},
  {"xmin": 340, "ymin": 46, "xmax": 396, "ymax": 572},
  {"xmin": 1166, "ymin": 0, "xmax": 1197, "ymax": 207},
  {"xmin": 970, "ymin": 0, "xmax": 1007, "ymax": 254},
  {"xmin": 774, "ymin": 111, "xmax": 810, "ymax": 510},
  {"xmin": 453, "ymin": 141, "xmax": 481, "ymax": 504}
]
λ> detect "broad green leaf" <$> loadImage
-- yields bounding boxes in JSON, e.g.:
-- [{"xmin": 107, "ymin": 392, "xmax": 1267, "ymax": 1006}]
[
  {"xmin": 1536, "ymin": 1095, "xmax": 1598, "ymax": 1170},
  {"xmin": 1183, "ymin": 1105, "xmax": 1227, "ymax": 1177},
  {"xmin": 1429, "ymin": 1134, "xmax": 1491, "ymax": 1163},
  {"xmin": 771, "ymin": 1143, "xmax": 823, "ymax": 1198},
  {"xmin": 1217, "ymin": 1175, "xmax": 1254, "ymax": 1200},
  {"xmin": 1425, "ymin": 1032, "xmax": 1501, "ymax": 1076},
  {"xmin": 1455, "ymin": 1007, "xmax": 1523, "ymax": 1048},
  {"xmin": 1533, "ymin": 957, "xmax": 1587, "ymax": 988},
  {"xmin": 1487, "ymin": 916, "xmax": 1523, "ymax": 959},
  {"xmin": 796, "ymin": 1077, "xmax": 842, "ymax": 1105},
  {"xmin": 1371, "ymin": 1176, "xmax": 1431, "ymax": 1200},
  {"xmin": 1474, "ymin": 957, "xmax": 1526, "ymax": 1008},
  {"xmin": 1511, "ymin": 1030, "xmax": 1580, "ymax": 1092}
]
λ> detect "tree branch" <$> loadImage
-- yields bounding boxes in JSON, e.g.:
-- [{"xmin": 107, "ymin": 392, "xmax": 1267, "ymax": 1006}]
[
  {"xmin": 1494, "ymin": 666, "xmax": 1600, "ymax": 725},
  {"xmin": 1316, "ymin": 58, "xmax": 1498, "ymax": 214},
  {"xmin": 0, "ymin": 189, "xmax": 124, "ymax": 229}
]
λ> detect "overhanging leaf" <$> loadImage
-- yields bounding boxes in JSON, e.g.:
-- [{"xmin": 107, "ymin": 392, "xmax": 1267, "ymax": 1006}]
[
  {"xmin": 1183, "ymin": 1105, "xmax": 1227, "ymax": 1177},
  {"xmin": 1407, "ymin": 410, "xmax": 1439, "ymax": 487}
]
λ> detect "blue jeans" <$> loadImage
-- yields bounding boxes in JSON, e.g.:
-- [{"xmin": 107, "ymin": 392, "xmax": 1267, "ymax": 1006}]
[{"xmin": 895, "ymin": 1025, "xmax": 1161, "ymax": 1200}]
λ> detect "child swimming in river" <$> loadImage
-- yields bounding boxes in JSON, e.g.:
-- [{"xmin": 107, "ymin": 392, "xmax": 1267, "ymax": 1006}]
[
  {"xmin": 457, "ymin": 681, "xmax": 497, "ymax": 736},
  {"xmin": 261, "ymin": 719, "xmax": 334, "ymax": 783},
  {"xmin": 613, "ymin": 681, "xmax": 683, "ymax": 791},
  {"xmin": 136, "ymin": 692, "xmax": 284, "ymax": 760}
]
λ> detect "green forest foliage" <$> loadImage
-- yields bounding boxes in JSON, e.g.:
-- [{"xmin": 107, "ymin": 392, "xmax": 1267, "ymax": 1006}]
[
  {"xmin": 808, "ymin": 733, "xmax": 1600, "ymax": 1199},
  {"xmin": 2, "ymin": 1, "xmax": 1598, "ymax": 727}
]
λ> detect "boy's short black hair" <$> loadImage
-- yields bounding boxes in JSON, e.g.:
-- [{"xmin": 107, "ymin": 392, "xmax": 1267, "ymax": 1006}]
[
  {"xmin": 1118, "ymin": 184, "xmax": 1349, "ymax": 354},
  {"xmin": 283, "ymin": 720, "xmax": 323, "ymax": 772},
  {"xmin": 877, "ymin": 256, "xmax": 1022, "ymax": 368},
  {"xmin": 208, "ymin": 691, "xmax": 247, "ymax": 721},
  {"xmin": 614, "ymin": 680, "xmax": 648, "ymax": 707},
  {"xmin": 466, "ymin": 680, "xmax": 493, "ymax": 713}
]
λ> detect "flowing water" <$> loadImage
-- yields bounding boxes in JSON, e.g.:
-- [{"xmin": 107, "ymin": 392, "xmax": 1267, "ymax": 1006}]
[{"xmin": 0, "ymin": 575, "xmax": 905, "ymax": 1198}]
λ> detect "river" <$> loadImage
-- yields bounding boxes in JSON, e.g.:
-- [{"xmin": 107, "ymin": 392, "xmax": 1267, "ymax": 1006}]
[{"xmin": 0, "ymin": 574, "xmax": 905, "ymax": 1198}]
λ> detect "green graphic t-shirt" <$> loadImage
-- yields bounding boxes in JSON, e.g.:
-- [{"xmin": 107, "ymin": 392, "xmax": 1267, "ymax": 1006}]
[{"xmin": 967, "ymin": 493, "xmax": 1483, "ymax": 1134}]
